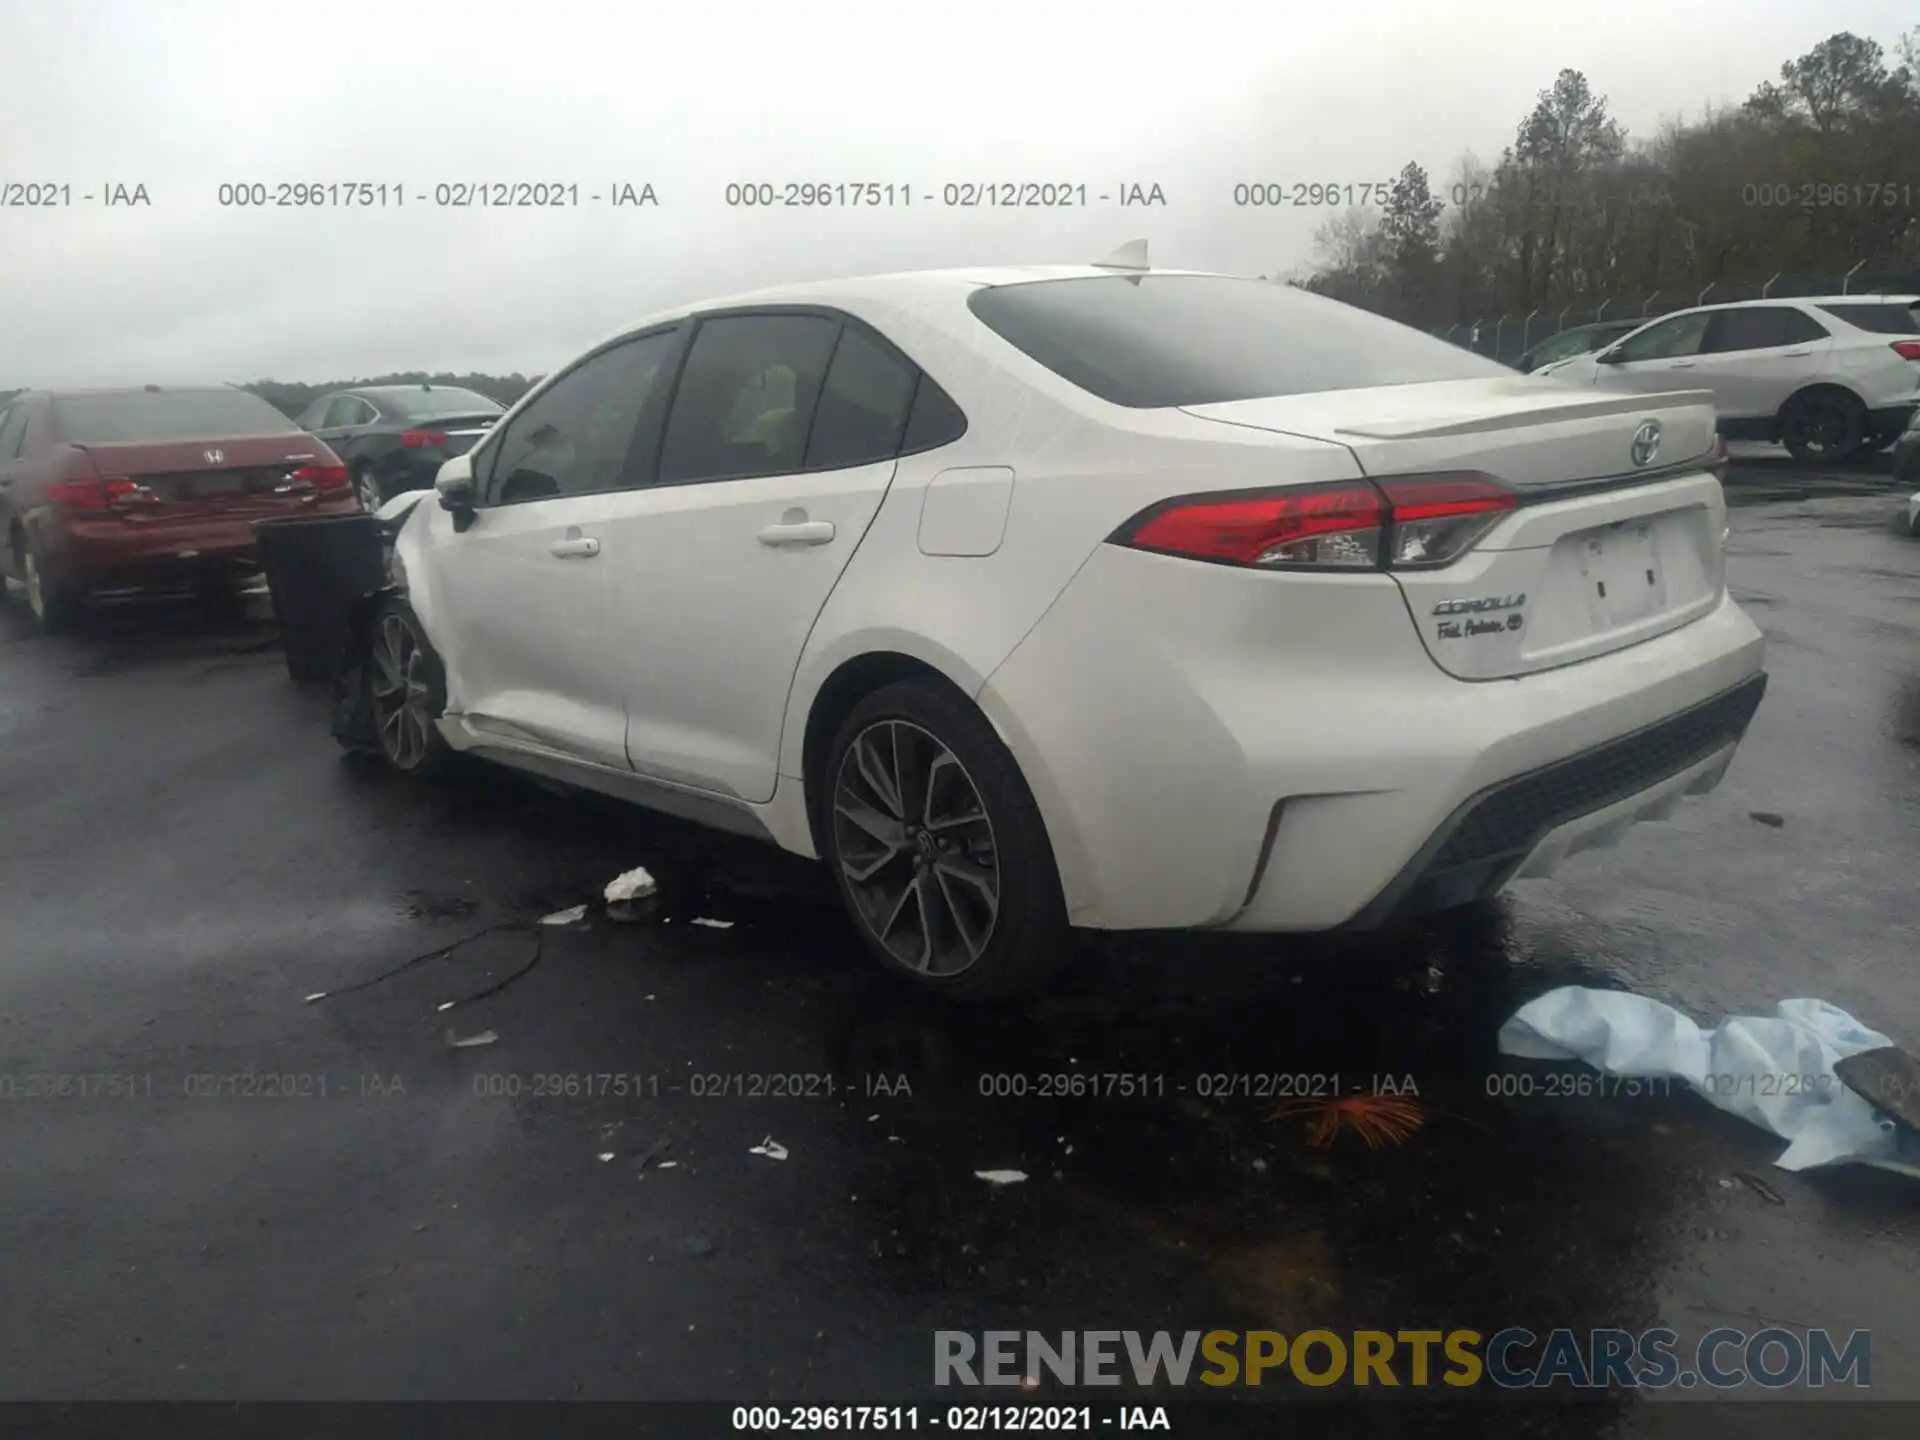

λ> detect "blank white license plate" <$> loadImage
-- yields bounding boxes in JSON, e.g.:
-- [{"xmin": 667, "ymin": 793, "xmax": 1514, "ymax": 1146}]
[{"xmin": 1579, "ymin": 521, "xmax": 1665, "ymax": 627}]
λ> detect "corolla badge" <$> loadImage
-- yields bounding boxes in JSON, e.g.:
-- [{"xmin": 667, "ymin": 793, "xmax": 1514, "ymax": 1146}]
[
  {"xmin": 204, "ymin": 447, "xmax": 225, "ymax": 465},
  {"xmin": 1629, "ymin": 421, "xmax": 1661, "ymax": 468}
]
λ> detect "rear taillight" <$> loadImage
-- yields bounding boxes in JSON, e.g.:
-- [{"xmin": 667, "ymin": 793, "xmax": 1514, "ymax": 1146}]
[
  {"xmin": 1121, "ymin": 482, "xmax": 1385, "ymax": 569},
  {"xmin": 400, "ymin": 430, "xmax": 449, "ymax": 448},
  {"xmin": 1892, "ymin": 340, "xmax": 1920, "ymax": 361},
  {"xmin": 1114, "ymin": 473, "xmax": 1515, "ymax": 571},
  {"xmin": 47, "ymin": 479, "xmax": 107, "ymax": 509},
  {"xmin": 291, "ymin": 463, "xmax": 350, "ymax": 492},
  {"xmin": 1375, "ymin": 473, "xmax": 1517, "ymax": 568}
]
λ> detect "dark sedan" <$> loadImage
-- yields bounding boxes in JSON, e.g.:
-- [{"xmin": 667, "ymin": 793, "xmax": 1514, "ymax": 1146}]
[{"xmin": 295, "ymin": 385, "xmax": 505, "ymax": 513}]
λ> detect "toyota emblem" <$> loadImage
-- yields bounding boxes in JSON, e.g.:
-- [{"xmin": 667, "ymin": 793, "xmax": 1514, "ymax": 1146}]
[
  {"xmin": 1629, "ymin": 421, "xmax": 1661, "ymax": 468},
  {"xmin": 204, "ymin": 447, "xmax": 225, "ymax": 465}
]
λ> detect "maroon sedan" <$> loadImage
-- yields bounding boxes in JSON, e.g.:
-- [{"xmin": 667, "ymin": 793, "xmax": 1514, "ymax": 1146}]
[{"xmin": 0, "ymin": 385, "xmax": 359, "ymax": 632}]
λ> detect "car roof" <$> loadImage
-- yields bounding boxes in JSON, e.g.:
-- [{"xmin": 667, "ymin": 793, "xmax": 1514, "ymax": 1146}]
[
  {"xmin": 351, "ymin": 384, "xmax": 497, "ymax": 398},
  {"xmin": 26, "ymin": 384, "xmax": 245, "ymax": 400},
  {"xmin": 1689, "ymin": 294, "xmax": 1920, "ymax": 313}
]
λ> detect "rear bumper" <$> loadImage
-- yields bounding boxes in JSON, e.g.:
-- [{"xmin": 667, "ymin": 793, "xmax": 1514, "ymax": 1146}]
[
  {"xmin": 977, "ymin": 543, "xmax": 1768, "ymax": 934},
  {"xmin": 1893, "ymin": 431, "xmax": 1920, "ymax": 485},
  {"xmin": 1338, "ymin": 673, "xmax": 1765, "ymax": 928},
  {"xmin": 38, "ymin": 496, "xmax": 360, "ymax": 590},
  {"xmin": 1868, "ymin": 403, "xmax": 1917, "ymax": 443},
  {"xmin": 373, "ymin": 451, "xmax": 447, "ymax": 495}
]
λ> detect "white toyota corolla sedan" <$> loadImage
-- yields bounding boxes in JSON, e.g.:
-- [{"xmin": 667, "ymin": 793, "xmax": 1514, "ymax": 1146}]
[{"xmin": 354, "ymin": 258, "xmax": 1768, "ymax": 998}]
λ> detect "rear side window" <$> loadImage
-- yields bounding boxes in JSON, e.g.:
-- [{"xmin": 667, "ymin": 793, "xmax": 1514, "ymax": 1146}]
[
  {"xmin": 902, "ymin": 374, "xmax": 967, "ymax": 452},
  {"xmin": 803, "ymin": 326, "xmax": 918, "ymax": 469},
  {"xmin": 965, "ymin": 275, "xmax": 1509, "ymax": 408},
  {"xmin": 51, "ymin": 390, "xmax": 302, "ymax": 443},
  {"xmin": 1814, "ymin": 302, "xmax": 1920, "ymax": 335},
  {"xmin": 1703, "ymin": 307, "xmax": 1829, "ymax": 352},
  {"xmin": 659, "ymin": 314, "xmax": 841, "ymax": 483}
]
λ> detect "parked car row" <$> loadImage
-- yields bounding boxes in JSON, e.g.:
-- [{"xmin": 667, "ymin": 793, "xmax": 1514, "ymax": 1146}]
[
  {"xmin": 0, "ymin": 382, "xmax": 502, "ymax": 633},
  {"xmin": 1528, "ymin": 294, "xmax": 1920, "ymax": 462},
  {"xmin": 0, "ymin": 386, "xmax": 363, "ymax": 631}
]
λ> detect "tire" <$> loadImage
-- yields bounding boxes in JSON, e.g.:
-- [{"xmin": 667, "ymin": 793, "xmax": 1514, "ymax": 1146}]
[
  {"xmin": 20, "ymin": 535, "xmax": 83, "ymax": 634},
  {"xmin": 820, "ymin": 679, "xmax": 1070, "ymax": 1001},
  {"xmin": 363, "ymin": 596, "xmax": 455, "ymax": 778},
  {"xmin": 1779, "ymin": 388, "xmax": 1867, "ymax": 463},
  {"xmin": 352, "ymin": 465, "xmax": 383, "ymax": 515}
]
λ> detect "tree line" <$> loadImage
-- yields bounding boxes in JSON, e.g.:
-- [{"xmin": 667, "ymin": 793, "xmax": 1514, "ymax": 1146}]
[
  {"xmin": 1297, "ymin": 28, "xmax": 1920, "ymax": 333},
  {"xmin": 0, "ymin": 373, "xmax": 540, "ymax": 418}
]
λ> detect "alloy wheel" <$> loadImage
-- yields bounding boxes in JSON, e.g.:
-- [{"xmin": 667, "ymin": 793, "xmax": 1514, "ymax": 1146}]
[
  {"xmin": 831, "ymin": 719, "xmax": 1000, "ymax": 976},
  {"xmin": 369, "ymin": 612, "xmax": 435, "ymax": 769},
  {"xmin": 1789, "ymin": 396, "xmax": 1856, "ymax": 459},
  {"xmin": 354, "ymin": 469, "xmax": 381, "ymax": 514},
  {"xmin": 24, "ymin": 551, "xmax": 45, "ymax": 621}
]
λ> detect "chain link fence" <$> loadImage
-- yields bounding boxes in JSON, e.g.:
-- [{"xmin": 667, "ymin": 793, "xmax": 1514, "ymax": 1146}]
[{"xmin": 1433, "ymin": 266, "xmax": 1920, "ymax": 366}]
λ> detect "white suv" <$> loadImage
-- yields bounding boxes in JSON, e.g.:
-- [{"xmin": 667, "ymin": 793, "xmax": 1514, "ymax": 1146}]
[{"xmin": 1539, "ymin": 296, "xmax": 1920, "ymax": 462}]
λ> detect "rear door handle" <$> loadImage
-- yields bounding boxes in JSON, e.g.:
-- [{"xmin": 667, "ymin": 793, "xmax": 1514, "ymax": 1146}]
[
  {"xmin": 1781, "ymin": 348, "xmax": 1811, "ymax": 357},
  {"xmin": 1668, "ymin": 360, "xmax": 1696, "ymax": 368},
  {"xmin": 757, "ymin": 520, "xmax": 836, "ymax": 547},
  {"xmin": 548, "ymin": 537, "xmax": 600, "ymax": 558}
]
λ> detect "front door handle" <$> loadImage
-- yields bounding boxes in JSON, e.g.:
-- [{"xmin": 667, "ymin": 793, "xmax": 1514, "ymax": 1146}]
[
  {"xmin": 757, "ymin": 519, "xmax": 836, "ymax": 547},
  {"xmin": 1781, "ymin": 348, "xmax": 1811, "ymax": 357},
  {"xmin": 548, "ymin": 537, "xmax": 600, "ymax": 558},
  {"xmin": 1668, "ymin": 360, "xmax": 1696, "ymax": 368}
]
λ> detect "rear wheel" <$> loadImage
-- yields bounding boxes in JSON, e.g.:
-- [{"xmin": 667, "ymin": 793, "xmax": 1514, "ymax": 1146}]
[
  {"xmin": 1779, "ymin": 389, "xmax": 1867, "ymax": 463},
  {"xmin": 353, "ymin": 464, "xmax": 383, "ymax": 514},
  {"xmin": 21, "ymin": 538, "xmax": 82, "ymax": 634},
  {"xmin": 822, "ymin": 679, "xmax": 1070, "ymax": 1000},
  {"xmin": 365, "ymin": 597, "xmax": 453, "ymax": 777}
]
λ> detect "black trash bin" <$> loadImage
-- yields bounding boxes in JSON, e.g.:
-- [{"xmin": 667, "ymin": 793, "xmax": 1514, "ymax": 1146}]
[{"xmin": 255, "ymin": 512, "xmax": 388, "ymax": 682}]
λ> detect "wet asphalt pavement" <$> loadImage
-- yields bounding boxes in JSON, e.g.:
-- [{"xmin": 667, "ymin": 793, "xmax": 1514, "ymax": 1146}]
[{"xmin": 1, "ymin": 453, "xmax": 1916, "ymax": 1434}]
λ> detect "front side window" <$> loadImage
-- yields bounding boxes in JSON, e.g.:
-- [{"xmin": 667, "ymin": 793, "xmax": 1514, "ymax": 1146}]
[
  {"xmin": 481, "ymin": 330, "xmax": 679, "ymax": 505},
  {"xmin": 0, "ymin": 407, "xmax": 23, "ymax": 459},
  {"xmin": 659, "ymin": 315, "xmax": 842, "ymax": 484},
  {"xmin": 1612, "ymin": 312, "xmax": 1712, "ymax": 363}
]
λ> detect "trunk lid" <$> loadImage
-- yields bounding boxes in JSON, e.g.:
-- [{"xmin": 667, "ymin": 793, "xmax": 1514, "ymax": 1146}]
[
  {"xmin": 74, "ymin": 435, "xmax": 343, "ymax": 521},
  {"xmin": 407, "ymin": 413, "xmax": 500, "ymax": 458},
  {"xmin": 1180, "ymin": 379, "xmax": 1728, "ymax": 680}
]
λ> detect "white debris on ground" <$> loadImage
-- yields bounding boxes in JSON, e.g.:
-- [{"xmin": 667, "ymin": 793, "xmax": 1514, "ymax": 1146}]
[
  {"xmin": 604, "ymin": 867, "xmax": 658, "ymax": 904},
  {"xmin": 749, "ymin": 1137, "xmax": 789, "ymax": 1161},
  {"xmin": 974, "ymin": 1169, "xmax": 1028, "ymax": 1186},
  {"xmin": 448, "ymin": 1030, "xmax": 499, "ymax": 1049},
  {"xmin": 598, "ymin": 1152, "xmax": 615, "ymax": 1162},
  {"xmin": 689, "ymin": 917, "xmax": 734, "ymax": 930},
  {"xmin": 539, "ymin": 904, "xmax": 588, "ymax": 926}
]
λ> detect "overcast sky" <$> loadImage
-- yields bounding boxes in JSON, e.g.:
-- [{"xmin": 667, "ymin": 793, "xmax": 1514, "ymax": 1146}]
[{"xmin": 0, "ymin": 0, "xmax": 1911, "ymax": 386}]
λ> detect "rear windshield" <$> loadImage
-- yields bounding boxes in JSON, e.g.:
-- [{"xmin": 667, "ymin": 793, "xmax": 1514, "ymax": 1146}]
[
  {"xmin": 383, "ymin": 387, "xmax": 505, "ymax": 419},
  {"xmin": 1814, "ymin": 302, "xmax": 1920, "ymax": 335},
  {"xmin": 966, "ymin": 275, "xmax": 1510, "ymax": 408},
  {"xmin": 53, "ymin": 390, "xmax": 303, "ymax": 443}
]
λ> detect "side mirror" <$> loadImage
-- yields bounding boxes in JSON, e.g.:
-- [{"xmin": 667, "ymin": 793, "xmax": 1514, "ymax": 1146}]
[
  {"xmin": 1595, "ymin": 348, "xmax": 1625, "ymax": 365},
  {"xmin": 435, "ymin": 455, "xmax": 477, "ymax": 531}
]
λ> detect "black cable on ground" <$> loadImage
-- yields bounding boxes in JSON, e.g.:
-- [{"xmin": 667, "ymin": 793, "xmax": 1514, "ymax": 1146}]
[{"xmin": 303, "ymin": 919, "xmax": 545, "ymax": 1012}]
